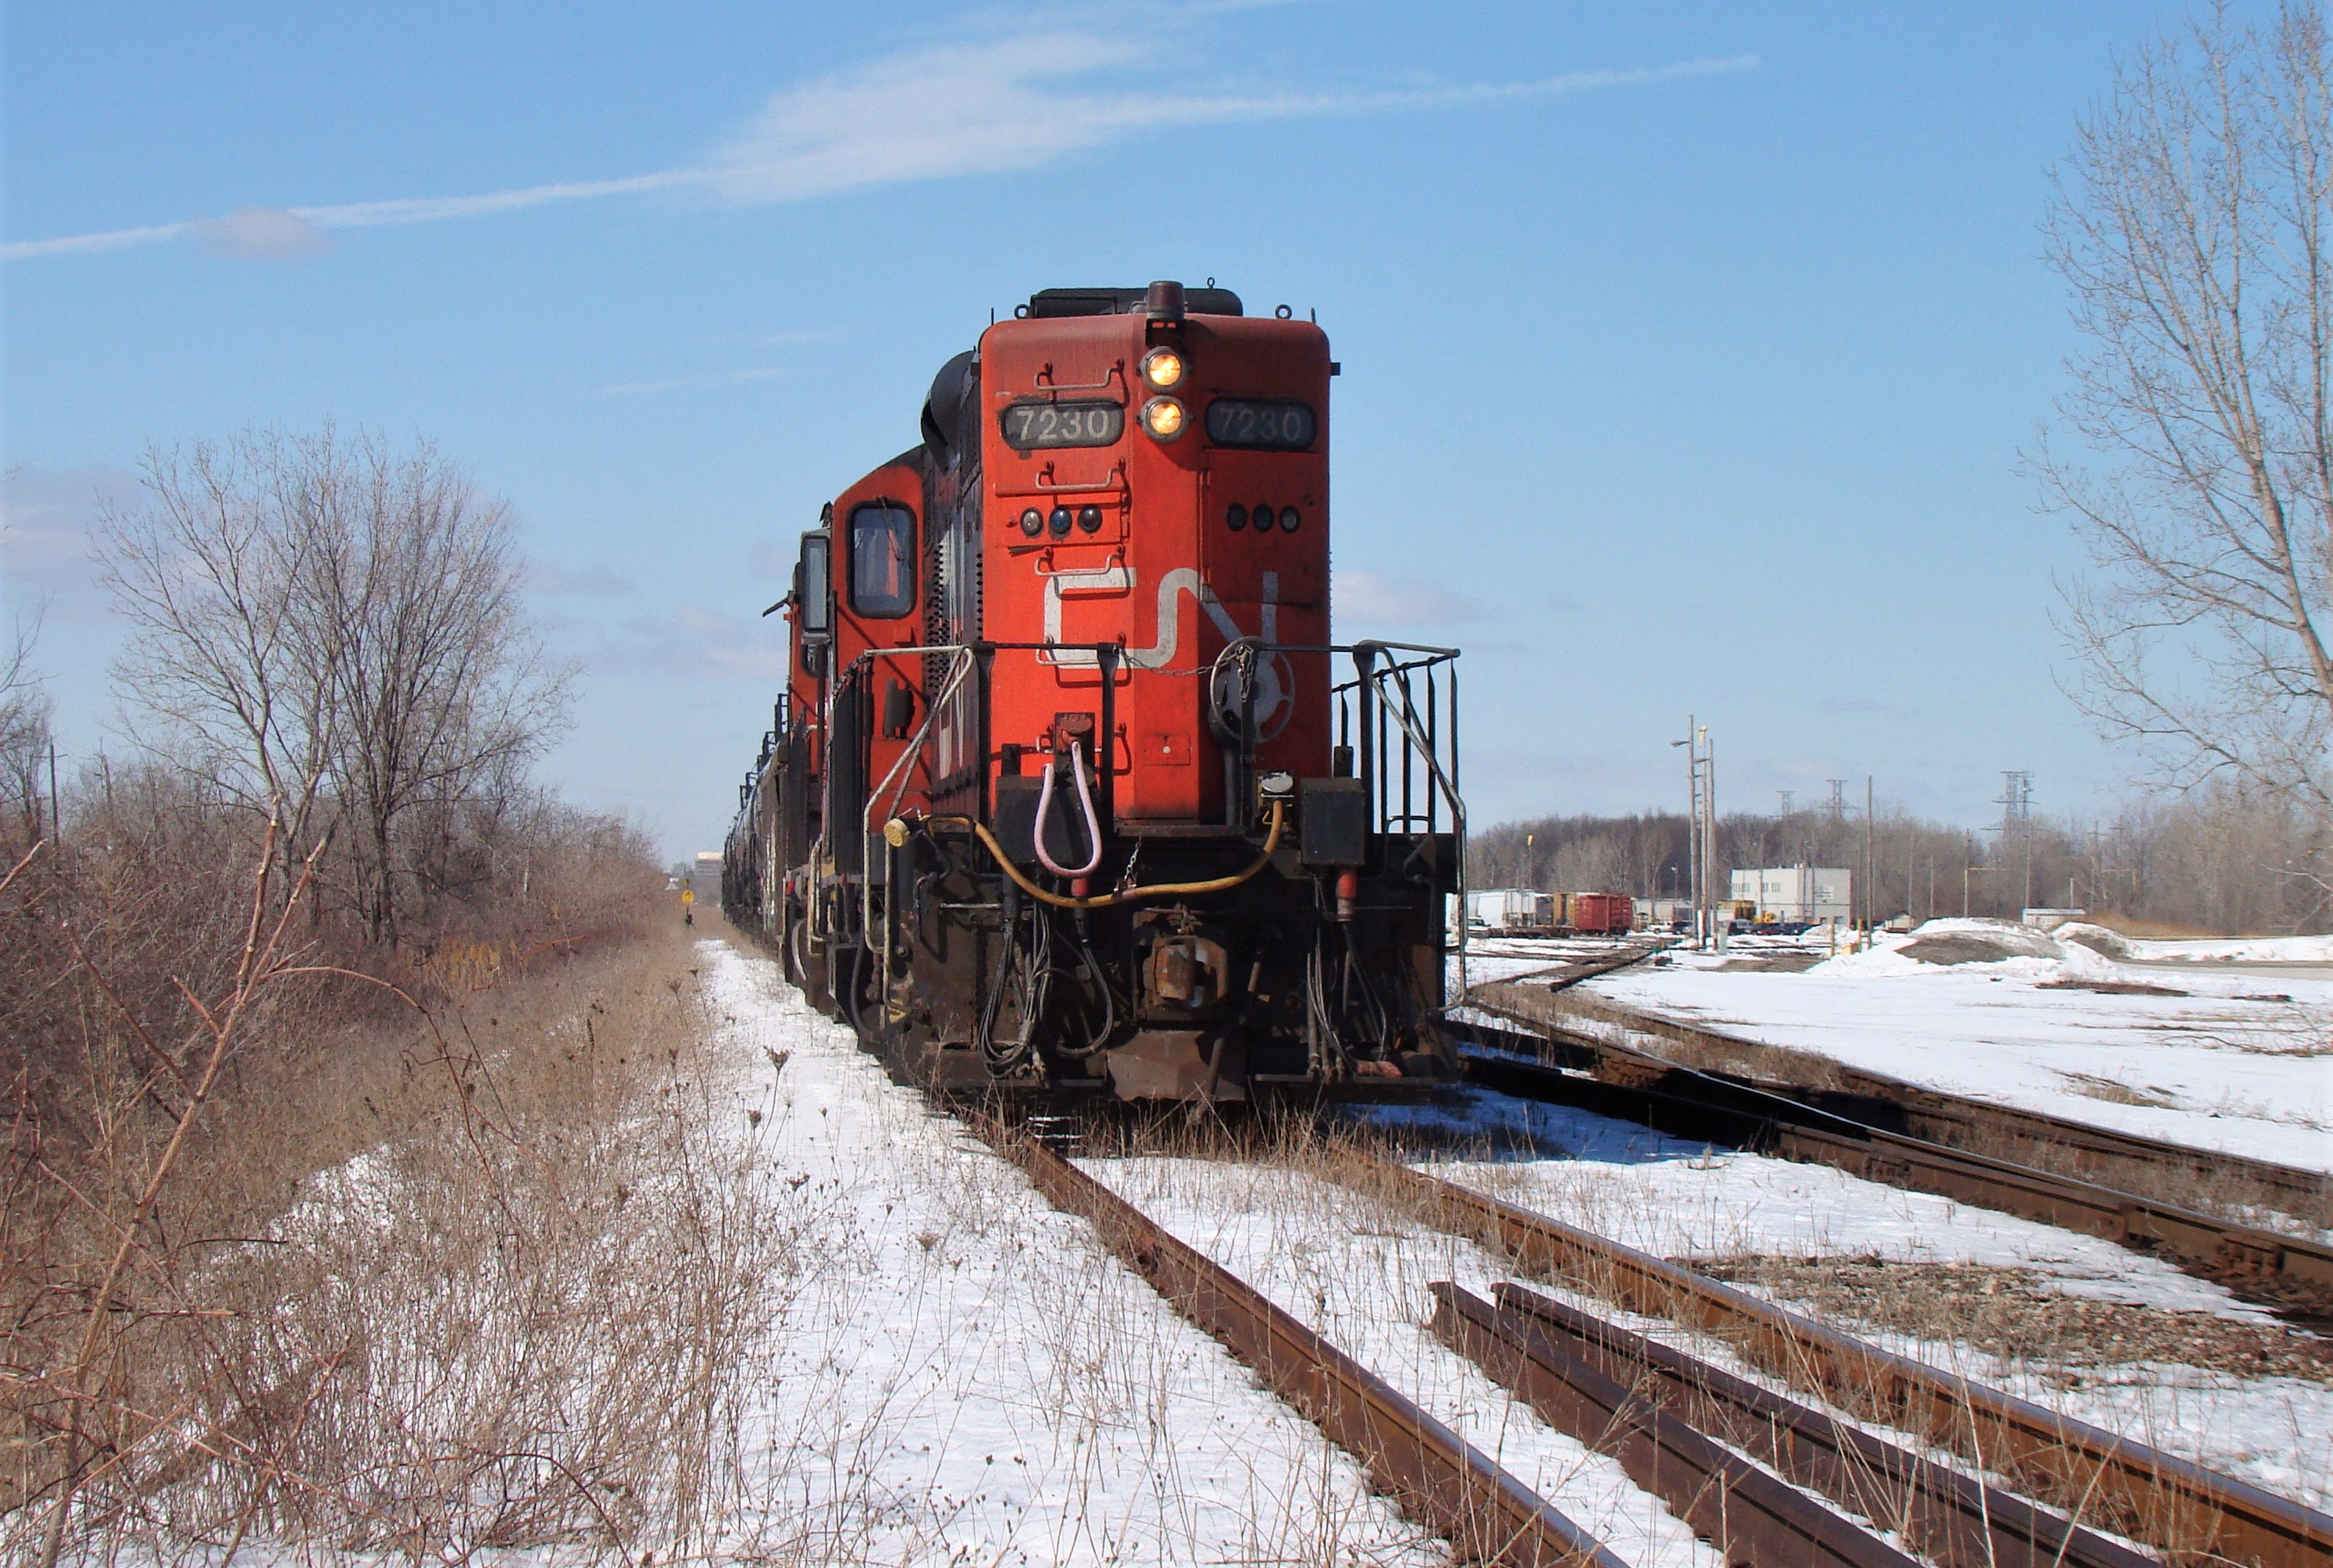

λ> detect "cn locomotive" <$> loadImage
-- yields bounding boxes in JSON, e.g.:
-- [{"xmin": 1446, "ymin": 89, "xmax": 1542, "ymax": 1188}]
[{"xmin": 723, "ymin": 281, "xmax": 1466, "ymax": 1102}]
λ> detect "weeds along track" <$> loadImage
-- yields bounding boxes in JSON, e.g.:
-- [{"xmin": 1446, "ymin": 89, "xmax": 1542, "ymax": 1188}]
[
  {"xmin": 1340, "ymin": 1148, "xmax": 2333, "ymax": 1568},
  {"xmin": 1454, "ymin": 987, "xmax": 2333, "ymax": 1320}
]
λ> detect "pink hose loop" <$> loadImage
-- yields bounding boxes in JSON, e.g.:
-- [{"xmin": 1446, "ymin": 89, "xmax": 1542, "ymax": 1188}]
[{"xmin": 1033, "ymin": 739, "xmax": 1104, "ymax": 878}]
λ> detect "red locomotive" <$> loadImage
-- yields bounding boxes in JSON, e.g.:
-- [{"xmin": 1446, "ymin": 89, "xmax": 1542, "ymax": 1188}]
[{"xmin": 724, "ymin": 282, "xmax": 1465, "ymax": 1101}]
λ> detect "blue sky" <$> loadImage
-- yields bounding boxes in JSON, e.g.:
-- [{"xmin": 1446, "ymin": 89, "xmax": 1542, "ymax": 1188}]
[{"xmin": 4, "ymin": 2, "xmax": 2199, "ymax": 855}]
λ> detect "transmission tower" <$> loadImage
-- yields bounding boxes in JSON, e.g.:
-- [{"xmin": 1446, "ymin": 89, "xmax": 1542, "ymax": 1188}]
[
  {"xmin": 1777, "ymin": 789, "xmax": 1795, "ymax": 816},
  {"xmin": 1826, "ymin": 779, "xmax": 1846, "ymax": 820},
  {"xmin": 1996, "ymin": 770, "xmax": 2035, "ymax": 913}
]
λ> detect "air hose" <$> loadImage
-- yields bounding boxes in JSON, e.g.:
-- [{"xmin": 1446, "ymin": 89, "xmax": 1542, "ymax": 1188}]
[
  {"xmin": 915, "ymin": 801, "xmax": 1287, "ymax": 911},
  {"xmin": 1033, "ymin": 739, "xmax": 1104, "ymax": 878}
]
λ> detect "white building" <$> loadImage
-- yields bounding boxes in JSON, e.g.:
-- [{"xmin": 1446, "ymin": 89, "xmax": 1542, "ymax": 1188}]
[{"xmin": 1728, "ymin": 865, "xmax": 1851, "ymax": 922}]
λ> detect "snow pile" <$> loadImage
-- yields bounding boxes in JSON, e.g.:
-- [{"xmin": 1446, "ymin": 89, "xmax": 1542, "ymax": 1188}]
[
  {"xmin": 1810, "ymin": 918, "xmax": 2124, "ymax": 982},
  {"xmin": 2103, "ymin": 930, "xmax": 2333, "ymax": 964}
]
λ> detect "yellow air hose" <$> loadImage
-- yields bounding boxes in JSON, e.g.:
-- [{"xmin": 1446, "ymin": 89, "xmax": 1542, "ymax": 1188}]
[{"xmin": 912, "ymin": 800, "xmax": 1286, "ymax": 911}]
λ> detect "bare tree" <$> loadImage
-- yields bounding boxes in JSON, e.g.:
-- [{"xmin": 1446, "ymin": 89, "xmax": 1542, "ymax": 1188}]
[
  {"xmin": 95, "ymin": 431, "xmax": 357, "ymax": 878},
  {"xmin": 323, "ymin": 444, "xmax": 570, "ymax": 943},
  {"xmin": 1, "ymin": 623, "xmax": 53, "ymax": 846},
  {"xmin": 2039, "ymin": 3, "xmax": 2333, "ymax": 817},
  {"xmin": 96, "ymin": 428, "xmax": 572, "ymax": 943}
]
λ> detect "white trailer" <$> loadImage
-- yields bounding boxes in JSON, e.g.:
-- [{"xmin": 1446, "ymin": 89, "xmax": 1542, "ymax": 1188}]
[{"xmin": 1727, "ymin": 865, "xmax": 1851, "ymax": 923}]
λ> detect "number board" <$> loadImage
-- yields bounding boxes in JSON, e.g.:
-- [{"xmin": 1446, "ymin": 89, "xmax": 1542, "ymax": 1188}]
[
  {"xmin": 1204, "ymin": 400, "xmax": 1316, "ymax": 450},
  {"xmin": 1001, "ymin": 401, "xmax": 1124, "ymax": 449}
]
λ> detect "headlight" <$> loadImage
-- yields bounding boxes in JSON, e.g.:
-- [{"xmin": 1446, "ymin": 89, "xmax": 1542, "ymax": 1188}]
[
  {"xmin": 1018, "ymin": 508, "xmax": 1043, "ymax": 536},
  {"xmin": 1141, "ymin": 397, "xmax": 1187, "ymax": 441},
  {"xmin": 1140, "ymin": 347, "xmax": 1186, "ymax": 390}
]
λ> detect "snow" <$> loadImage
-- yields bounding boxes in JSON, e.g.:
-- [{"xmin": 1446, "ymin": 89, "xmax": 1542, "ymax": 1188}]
[
  {"xmin": 2070, "ymin": 926, "xmax": 2333, "ymax": 965},
  {"xmin": 696, "ymin": 939, "xmax": 1439, "ymax": 1565},
  {"xmin": 1556, "ymin": 921, "xmax": 2333, "ymax": 1174},
  {"xmin": 1340, "ymin": 1086, "xmax": 2333, "ymax": 1511}
]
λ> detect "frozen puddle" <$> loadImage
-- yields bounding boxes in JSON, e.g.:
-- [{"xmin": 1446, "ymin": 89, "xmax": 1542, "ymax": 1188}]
[
  {"xmin": 1079, "ymin": 1155, "xmax": 1732, "ymax": 1568},
  {"xmin": 701, "ymin": 939, "xmax": 1439, "ymax": 1565}
]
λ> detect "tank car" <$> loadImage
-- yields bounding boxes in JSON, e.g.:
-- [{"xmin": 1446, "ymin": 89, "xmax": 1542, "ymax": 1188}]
[{"xmin": 724, "ymin": 281, "xmax": 1467, "ymax": 1102}]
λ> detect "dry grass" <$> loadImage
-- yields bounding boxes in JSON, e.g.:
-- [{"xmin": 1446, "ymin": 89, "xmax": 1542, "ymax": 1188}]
[{"xmin": 4, "ymin": 901, "xmax": 805, "ymax": 1564}]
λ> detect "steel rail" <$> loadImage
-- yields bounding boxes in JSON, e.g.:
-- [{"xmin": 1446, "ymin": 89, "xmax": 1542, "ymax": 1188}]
[
  {"xmin": 1351, "ymin": 1153, "xmax": 2333, "ymax": 1568},
  {"xmin": 1468, "ymin": 1281, "xmax": 2155, "ymax": 1568},
  {"xmin": 972, "ymin": 1121, "xmax": 1628, "ymax": 1568},
  {"xmin": 1450, "ymin": 1001, "xmax": 2333, "ymax": 1312},
  {"xmin": 1486, "ymin": 982, "xmax": 2329, "ymax": 1206},
  {"xmin": 1428, "ymin": 1282, "xmax": 1920, "ymax": 1568}
]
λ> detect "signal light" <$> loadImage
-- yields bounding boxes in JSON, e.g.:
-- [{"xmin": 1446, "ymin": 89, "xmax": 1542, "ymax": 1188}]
[
  {"xmin": 1225, "ymin": 503, "xmax": 1247, "ymax": 532},
  {"xmin": 1018, "ymin": 508, "xmax": 1043, "ymax": 536},
  {"xmin": 1076, "ymin": 504, "xmax": 1102, "ymax": 533},
  {"xmin": 1279, "ymin": 505, "xmax": 1300, "ymax": 533},
  {"xmin": 1047, "ymin": 506, "xmax": 1072, "ymax": 536},
  {"xmin": 1140, "ymin": 347, "xmax": 1186, "ymax": 390},
  {"xmin": 1140, "ymin": 397, "xmax": 1186, "ymax": 441},
  {"xmin": 1250, "ymin": 501, "xmax": 1271, "ymax": 540}
]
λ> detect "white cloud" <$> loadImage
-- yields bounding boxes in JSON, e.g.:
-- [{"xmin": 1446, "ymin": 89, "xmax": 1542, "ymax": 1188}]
[
  {"xmin": 194, "ymin": 205, "xmax": 334, "ymax": 261},
  {"xmin": 1333, "ymin": 568, "xmax": 1488, "ymax": 627},
  {"xmin": 4, "ymin": 30, "xmax": 1757, "ymax": 263}
]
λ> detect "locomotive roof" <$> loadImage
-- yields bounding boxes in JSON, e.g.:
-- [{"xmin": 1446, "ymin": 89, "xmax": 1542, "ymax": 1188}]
[{"xmin": 1026, "ymin": 285, "xmax": 1244, "ymax": 319}]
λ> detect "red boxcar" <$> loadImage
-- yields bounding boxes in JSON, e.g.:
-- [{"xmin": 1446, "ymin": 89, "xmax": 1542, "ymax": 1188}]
[{"xmin": 1567, "ymin": 893, "xmax": 1632, "ymax": 935}]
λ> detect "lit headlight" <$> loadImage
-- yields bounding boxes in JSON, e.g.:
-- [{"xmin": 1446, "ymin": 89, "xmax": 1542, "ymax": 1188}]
[
  {"xmin": 1141, "ymin": 397, "xmax": 1187, "ymax": 441},
  {"xmin": 1140, "ymin": 347, "xmax": 1185, "ymax": 390}
]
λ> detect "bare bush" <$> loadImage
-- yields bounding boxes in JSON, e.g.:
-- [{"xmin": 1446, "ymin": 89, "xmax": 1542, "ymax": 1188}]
[{"xmin": 4, "ymin": 874, "xmax": 776, "ymax": 1563}]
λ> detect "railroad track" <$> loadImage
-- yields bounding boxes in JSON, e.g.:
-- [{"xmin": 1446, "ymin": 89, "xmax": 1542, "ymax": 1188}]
[
  {"xmin": 1503, "ymin": 982, "xmax": 2329, "ymax": 1210},
  {"xmin": 1450, "ymin": 988, "xmax": 2333, "ymax": 1319},
  {"xmin": 1346, "ymin": 1150, "xmax": 2333, "ymax": 1568},
  {"xmin": 972, "ymin": 1116, "xmax": 2008, "ymax": 1568}
]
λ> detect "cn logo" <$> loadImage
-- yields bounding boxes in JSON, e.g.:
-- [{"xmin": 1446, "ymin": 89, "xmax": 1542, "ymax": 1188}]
[{"xmin": 1042, "ymin": 566, "xmax": 1295, "ymax": 740}]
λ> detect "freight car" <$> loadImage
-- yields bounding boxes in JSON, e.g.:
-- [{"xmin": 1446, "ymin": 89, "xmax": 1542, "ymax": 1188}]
[
  {"xmin": 1561, "ymin": 893, "xmax": 1633, "ymax": 935},
  {"xmin": 723, "ymin": 282, "xmax": 1466, "ymax": 1103}
]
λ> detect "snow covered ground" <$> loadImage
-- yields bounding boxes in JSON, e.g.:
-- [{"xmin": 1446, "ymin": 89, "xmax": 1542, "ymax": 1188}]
[
  {"xmin": 1342, "ymin": 1086, "xmax": 2333, "ymax": 1511},
  {"xmin": 1532, "ymin": 920, "xmax": 2333, "ymax": 1174},
  {"xmin": 696, "ymin": 939, "xmax": 1440, "ymax": 1565}
]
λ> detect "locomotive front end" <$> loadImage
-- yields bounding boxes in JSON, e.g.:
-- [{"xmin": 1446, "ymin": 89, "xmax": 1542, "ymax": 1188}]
[{"xmin": 730, "ymin": 282, "xmax": 1465, "ymax": 1103}]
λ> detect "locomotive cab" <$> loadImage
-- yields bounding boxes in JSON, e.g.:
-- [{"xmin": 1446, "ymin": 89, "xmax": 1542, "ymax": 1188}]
[{"xmin": 726, "ymin": 282, "xmax": 1466, "ymax": 1103}]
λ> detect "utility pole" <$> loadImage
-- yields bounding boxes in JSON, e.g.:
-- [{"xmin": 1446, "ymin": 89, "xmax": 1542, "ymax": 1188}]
[
  {"xmin": 1672, "ymin": 719, "xmax": 1719, "ymax": 950},
  {"xmin": 1864, "ymin": 775, "xmax": 1875, "ymax": 934}
]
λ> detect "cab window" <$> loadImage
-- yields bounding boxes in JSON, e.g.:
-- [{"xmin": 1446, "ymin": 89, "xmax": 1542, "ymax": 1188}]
[
  {"xmin": 849, "ymin": 502, "xmax": 915, "ymax": 618},
  {"xmin": 796, "ymin": 533, "xmax": 831, "ymax": 635}
]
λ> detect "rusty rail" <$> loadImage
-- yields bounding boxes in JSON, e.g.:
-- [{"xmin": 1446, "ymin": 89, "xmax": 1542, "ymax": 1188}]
[
  {"xmin": 1357, "ymin": 1154, "xmax": 2333, "ymax": 1568},
  {"xmin": 974, "ymin": 1122, "xmax": 1627, "ymax": 1567},
  {"xmin": 1450, "ymin": 1004, "xmax": 2333, "ymax": 1313},
  {"xmin": 1430, "ymin": 1283, "xmax": 1919, "ymax": 1568},
  {"xmin": 1460, "ymin": 1281, "xmax": 2155, "ymax": 1568}
]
